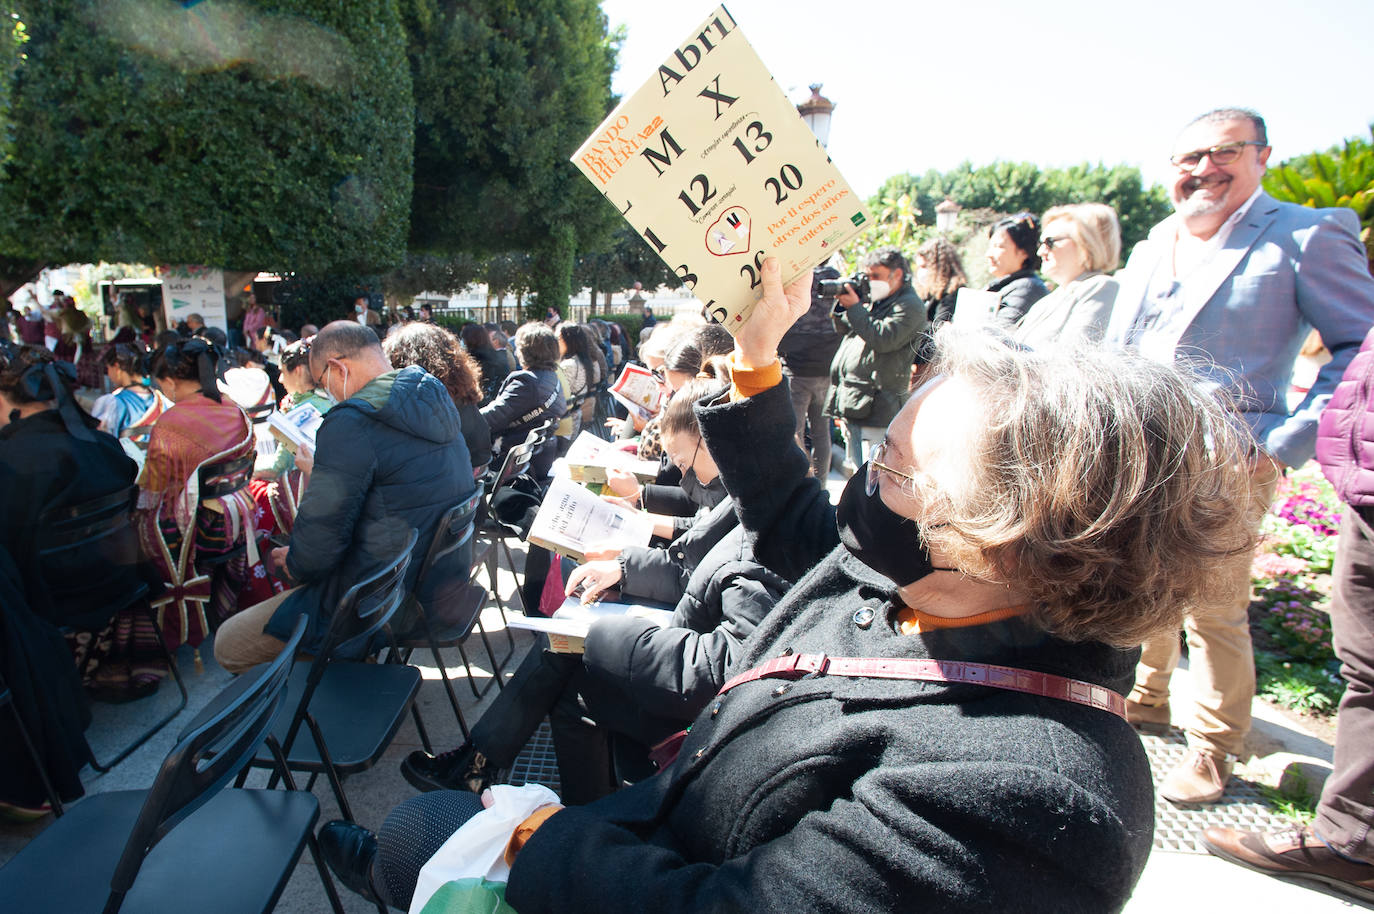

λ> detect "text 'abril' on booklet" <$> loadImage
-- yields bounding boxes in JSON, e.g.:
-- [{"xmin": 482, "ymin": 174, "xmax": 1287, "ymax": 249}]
[{"xmin": 570, "ymin": 4, "xmax": 870, "ymax": 333}]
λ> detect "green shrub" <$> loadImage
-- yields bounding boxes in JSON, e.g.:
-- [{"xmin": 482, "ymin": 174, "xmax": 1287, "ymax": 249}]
[{"xmin": 432, "ymin": 314, "xmax": 476, "ymax": 334}]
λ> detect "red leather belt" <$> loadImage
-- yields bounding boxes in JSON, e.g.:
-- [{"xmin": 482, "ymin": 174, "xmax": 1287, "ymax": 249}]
[{"xmin": 718, "ymin": 652, "xmax": 1126, "ymax": 719}]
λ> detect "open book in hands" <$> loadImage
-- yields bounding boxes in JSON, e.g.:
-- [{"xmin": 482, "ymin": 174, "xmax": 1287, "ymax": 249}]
[
  {"xmin": 267, "ymin": 403, "xmax": 324, "ymax": 454},
  {"xmin": 526, "ymin": 475, "xmax": 655, "ymax": 563},
  {"xmin": 506, "ymin": 594, "xmax": 675, "ymax": 653},
  {"xmin": 564, "ymin": 431, "xmax": 659, "ymax": 485}
]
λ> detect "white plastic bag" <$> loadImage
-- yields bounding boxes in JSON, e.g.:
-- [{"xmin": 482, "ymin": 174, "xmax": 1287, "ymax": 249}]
[{"xmin": 408, "ymin": 783, "xmax": 561, "ymax": 914}]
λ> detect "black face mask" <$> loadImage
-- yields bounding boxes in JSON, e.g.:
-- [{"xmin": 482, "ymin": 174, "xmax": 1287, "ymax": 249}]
[
  {"xmin": 681, "ymin": 468, "xmax": 727, "ymax": 510},
  {"xmin": 835, "ymin": 467, "xmax": 945, "ymax": 587}
]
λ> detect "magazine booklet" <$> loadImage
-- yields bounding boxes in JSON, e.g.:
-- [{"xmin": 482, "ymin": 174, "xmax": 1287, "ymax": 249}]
[
  {"xmin": 570, "ymin": 4, "xmax": 870, "ymax": 334},
  {"xmin": 564, "ymin": 431, "xmax": 659, "ymax": 484},
  {"xmin": 526, "ymin": 475, "xmax": 656, "ymax": 563},
  {"xmin": 267, "ymin": 402, "xmax": 323, "ymax": 454},
  {"xmin": 506, "ymin": 594, "xmax": 676, "ymax": 653},
  {"xmin": 607, "ymin": 363, "xmax": 666, "ymax": 423}
]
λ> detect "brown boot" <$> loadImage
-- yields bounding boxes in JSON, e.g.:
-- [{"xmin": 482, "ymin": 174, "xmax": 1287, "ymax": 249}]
[
  {"xmin": 1203, "ymin": 825, "xmax": 1374, "ymax": 904},
  {"xmin": 1124, "ymin": 696, "xmax": 1171, "ymax": 735},
  {"xmin": 1159, "ymin": 748, "xmax": 1233, "ymax": 804}
]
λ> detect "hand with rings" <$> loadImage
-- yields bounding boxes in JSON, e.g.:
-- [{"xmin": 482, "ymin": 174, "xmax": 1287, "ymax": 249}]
[{"xmin": 564, "ymin": 559, "xmax": 622, "ymax": 605}]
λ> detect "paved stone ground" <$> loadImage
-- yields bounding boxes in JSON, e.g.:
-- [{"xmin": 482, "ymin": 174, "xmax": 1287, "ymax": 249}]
[{"xmin": 0, "ymin": 470, "xmax": 1363, "ymax": 911}]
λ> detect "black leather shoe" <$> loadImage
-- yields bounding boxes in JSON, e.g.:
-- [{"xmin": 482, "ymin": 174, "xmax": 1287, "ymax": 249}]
[
  {"xmin": 400, "ymin": 743, "xmax": 499, "ymax": 794},
  {"xmin": 319, "ymin": 819, "xmax": 383, "ymax": 905}
]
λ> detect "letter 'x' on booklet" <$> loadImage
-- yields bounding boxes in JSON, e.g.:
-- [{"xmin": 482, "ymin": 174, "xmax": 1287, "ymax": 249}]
[{"xmin": 570, "ymin": 4, "xmax": 870, "ymax": 335}]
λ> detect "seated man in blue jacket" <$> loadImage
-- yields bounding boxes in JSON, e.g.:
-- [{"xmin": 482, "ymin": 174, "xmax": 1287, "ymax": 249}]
[{"xmin": 215, "ymin": 321, "xmax": 476, "ymax": 672}]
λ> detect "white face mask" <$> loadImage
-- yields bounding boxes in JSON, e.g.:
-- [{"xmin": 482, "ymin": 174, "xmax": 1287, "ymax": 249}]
[
  {"xmin": 320, "ymin": 362, "xmax": 347, "ymax": 406},
  {"xmin": 868, "ymin": 279, "xmax": 892, "ymax": 302},
  {"xmin": 355, "ymin": 305, "xmax": 366, "ymax": 315}
]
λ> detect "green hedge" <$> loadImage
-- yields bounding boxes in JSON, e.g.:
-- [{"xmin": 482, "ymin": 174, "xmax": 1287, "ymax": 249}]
[
  {"xmin": 432, "ymin": 314, "xmax": 477, "ymax": 334},
  {"xmin": 0, "ymin": 0, "xmax": 413, "ymax": 274}
]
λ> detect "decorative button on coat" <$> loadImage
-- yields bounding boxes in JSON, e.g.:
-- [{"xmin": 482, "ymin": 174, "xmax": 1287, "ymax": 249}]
[{"xmin": 852, "ymin": 606, "xmax": 876, "ymax": 629}]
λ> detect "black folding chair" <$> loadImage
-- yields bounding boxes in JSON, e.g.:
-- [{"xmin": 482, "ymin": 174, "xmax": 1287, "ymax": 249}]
[
  {"xmin": 245, "ymin": 529, "xmax": 427, "ymax": 823},
  {"xmin": 0, "ymin": 616, "xmax": 345, "ymax": 914},
  {"xmin": 591, "ymin": 379, "xmax": 616, "ymax": 437},
  {"xmin": 392, "ymin": 490, "xmax": 495, "ymax": 727},
  {"xmin": 0, "ymin": 671, "xmax": 65, "ymax": 818},
  {"xmin": 194, "ymin": 453, "xmax": 255, "ymax": 570},
  {"xmin": 35, "ymin": 484, "xmax": 188, "ymax": 772},
  {"xmin": 472, "ymin": 423, "xmax": 553, "ymax": 680}
]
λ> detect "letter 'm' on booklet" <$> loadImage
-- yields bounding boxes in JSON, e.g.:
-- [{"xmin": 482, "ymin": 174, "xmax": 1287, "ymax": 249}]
[
  {"xmin": 526, "ymin": 476, "xmax": 656, "ymax": 563},
  {"xmin": 570, "ymin": 4, "xmax": 870, "ymax": 334},
  {"xmin": 267, "ymin": 403, "xmax": 324, "ymax": 454}
]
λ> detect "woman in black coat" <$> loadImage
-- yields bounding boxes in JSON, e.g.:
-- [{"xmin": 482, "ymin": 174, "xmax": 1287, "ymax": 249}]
[
  {"xmin": 479, "ymin": 323, "xmax": 565, "ymax": 478},
  {"xmin": 0, "ymin": 346, "xmax": 142, "ymax": 814},
  {"xmin": 459, "ymin": 322, "xmax": 509, "ymax": 405},
  {"xmin": 383, "ymin": 322, "xmax": 492, "ymax": 474},
  {"xmin": 324, "ymin": 263, "xmax": 1254, "ymax": 913},
  {"xmin": 985, "ymin": 212, "xmax": 1050, "ymax": 326}
]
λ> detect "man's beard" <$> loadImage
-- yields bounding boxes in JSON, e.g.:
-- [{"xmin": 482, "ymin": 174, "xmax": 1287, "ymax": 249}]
[{"xmin": 1174, "ymin": 176, "xmax": 1231, "ymax": 218}]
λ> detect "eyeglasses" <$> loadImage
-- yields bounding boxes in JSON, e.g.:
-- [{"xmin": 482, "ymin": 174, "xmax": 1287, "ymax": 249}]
[
  {"xmin": 1039, "ymin": 235, "xmax": 1072, "ymax": 251},
  {"xmin": 673, "ymin": 436, "xmax": 702, "ymax": 475},
  {"xmin": 866, "ymin": 439, "xmax": 919, "ymax": 497},
  {"xmin": 1169, "ymin": 141, "xmax": 1266, "ymax": 170}
]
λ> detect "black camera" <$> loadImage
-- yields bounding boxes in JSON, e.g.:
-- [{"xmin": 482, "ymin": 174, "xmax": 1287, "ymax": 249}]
[{"xmin": 818, "ymin": 271, "xmax": 870, "ymax": 303}]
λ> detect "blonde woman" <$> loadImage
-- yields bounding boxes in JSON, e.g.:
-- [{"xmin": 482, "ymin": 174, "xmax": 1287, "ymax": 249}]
[{"xmin": 1013, "ymin": 203, "xmax": 1121, "ymax": 348}]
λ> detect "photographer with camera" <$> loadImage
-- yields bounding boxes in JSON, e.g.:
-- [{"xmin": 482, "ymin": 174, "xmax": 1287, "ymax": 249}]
[{"xmin": 825, "ymin": 248, "xmax": 927, "ymax": 476}]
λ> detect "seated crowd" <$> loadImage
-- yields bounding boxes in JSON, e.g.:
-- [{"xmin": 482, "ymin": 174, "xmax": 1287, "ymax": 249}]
[{"xmin": 6, "ymin": 106, "xmax": 1374, "ymax": 912}]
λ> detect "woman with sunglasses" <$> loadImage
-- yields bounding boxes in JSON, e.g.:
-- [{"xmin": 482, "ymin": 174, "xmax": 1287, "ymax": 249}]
[
  {"xmin": 319, "ymin": 259, "xmax": 1253, "ymax": 912},
  {"xmin": 1012, "ymin": 203, "xmax": 1122, "ymax": 348}
]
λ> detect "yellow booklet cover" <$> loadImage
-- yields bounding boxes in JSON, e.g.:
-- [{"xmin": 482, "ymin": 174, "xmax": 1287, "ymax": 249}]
[{"xmin": 570, "ymin": 4, "xmax": 870, "ymax": 333}]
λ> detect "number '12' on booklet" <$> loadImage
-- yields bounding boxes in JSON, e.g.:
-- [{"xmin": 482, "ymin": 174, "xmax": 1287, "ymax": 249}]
[{"xmin": 570, "ymin": 4, "xmax": 871, "ymax": 334}]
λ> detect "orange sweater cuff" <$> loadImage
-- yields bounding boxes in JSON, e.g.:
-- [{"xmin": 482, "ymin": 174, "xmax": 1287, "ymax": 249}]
[
  {"xmin": 729, "ymin": 354, "xmax": 783, "ymax": 401},
  {"xmin": 503, "ymin": 804, "xmax": 563, "ymax": 866}
]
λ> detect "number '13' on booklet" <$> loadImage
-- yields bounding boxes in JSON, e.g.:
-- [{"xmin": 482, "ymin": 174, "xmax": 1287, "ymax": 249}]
[{"xmin": 570, "ymin": 4, "xmax": 870, "ymax": 333}]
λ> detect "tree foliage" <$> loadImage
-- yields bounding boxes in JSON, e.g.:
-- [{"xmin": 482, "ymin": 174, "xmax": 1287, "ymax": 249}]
[
  {"xmin": 0, "ymin": 0, "xmax": 413, "ymax": 275},
  {"xmin": 573, "ymin": 225, "xmax": 680, "ymax": 307},
  {"xmin": 1263, "ymin": 126, "xmax": 1374, "ymax": 272},
  {"xmin": 868, "ymin": 161, "xmax": 1172, "ymax": 261},
  {"xmin": 399, "ymin": 0, "xmax": 619, "ymax": 269}
]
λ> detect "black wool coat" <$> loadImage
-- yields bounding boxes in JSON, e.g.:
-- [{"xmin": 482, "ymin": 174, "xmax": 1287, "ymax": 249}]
[
  {"xmin": 584, "ymin": 513, "xmax": 788, "ymax": 726},
  {"xmin": 508, "ymin": 380, "xmax": 1153, "ymax": 914}
]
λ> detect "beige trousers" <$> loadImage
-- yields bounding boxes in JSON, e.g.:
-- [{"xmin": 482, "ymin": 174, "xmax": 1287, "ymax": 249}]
[
  {"xmin": 214, "ymin": 587, "xmax": 297, "ymax": 674},
  {"xmin": 1133, "ymin": 459, "xmax": 1280, "ymax": 758}
]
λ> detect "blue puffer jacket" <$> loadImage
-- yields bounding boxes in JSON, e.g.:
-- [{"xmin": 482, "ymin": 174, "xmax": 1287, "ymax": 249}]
[{"xmin": 268, "ymin": 366, "xmax": 476, "ymax": 653}]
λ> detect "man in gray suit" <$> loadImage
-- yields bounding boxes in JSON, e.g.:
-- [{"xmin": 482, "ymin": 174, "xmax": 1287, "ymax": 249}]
[{"xmin": 1108, "ymin": 108, "xmax": 1374, "ymax": 805}]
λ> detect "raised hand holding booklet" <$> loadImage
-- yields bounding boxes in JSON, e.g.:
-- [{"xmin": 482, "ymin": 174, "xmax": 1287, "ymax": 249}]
[{"xmin": 570, "ymin": 5, "xmax": 870, "ymax": 333}]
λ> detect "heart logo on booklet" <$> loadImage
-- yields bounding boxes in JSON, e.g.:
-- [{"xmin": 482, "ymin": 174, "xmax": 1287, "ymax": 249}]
[{"xmin": 705, "ymin": 206, "xmax": 750, "ymax": 257}]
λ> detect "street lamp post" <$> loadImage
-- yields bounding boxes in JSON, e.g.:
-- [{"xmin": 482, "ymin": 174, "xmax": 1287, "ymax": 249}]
[
  {"xmin": 935, "ymin": 197, "xmax": 962, "ymax": 234},
  {"xmin": 796, "ymin": 84, "xmax": 835, "ymax": 148}
]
